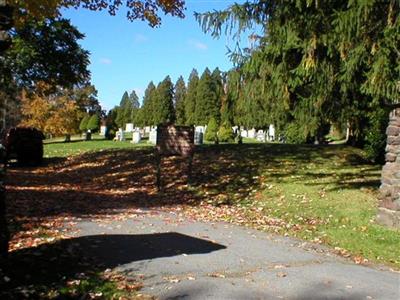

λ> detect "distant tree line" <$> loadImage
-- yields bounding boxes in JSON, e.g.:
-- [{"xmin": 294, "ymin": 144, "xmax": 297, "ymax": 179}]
[{"xmin": 106, "ymin": 68, "xmax": 246, "ymax": 142}]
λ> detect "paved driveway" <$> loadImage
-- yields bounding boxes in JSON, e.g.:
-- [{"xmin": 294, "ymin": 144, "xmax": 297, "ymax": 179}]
[{"xmin": 74, "ymin": 209, "xmax": 400, "ymax": 300}]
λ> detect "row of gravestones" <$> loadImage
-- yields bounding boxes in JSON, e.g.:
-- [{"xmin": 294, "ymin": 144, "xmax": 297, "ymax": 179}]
[{"xmin": 102, "ymin": 124, "xmax": 276, "ymax": 144}]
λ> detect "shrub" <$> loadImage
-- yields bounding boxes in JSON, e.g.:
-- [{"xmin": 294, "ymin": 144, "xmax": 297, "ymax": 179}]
[
  {"xmin": 105, "ymin": 128, "xmax": 115, "ymax": 140},
  {"xmin": 205, "ymin": 117, "xmax": 219, "ymax": 143},
  {"xmin": 218, "ymin": 122, "xmax": 235, "ymax": 142},
  {"xmin": 364, "ymin": 107, "xmax": 390, "ymax": 164},
  {"xmin": 284, "ymin": 122, "xmax": 307, "ymax": 144},
  {"xmin": 79, "ymin": 115, "xmax": 90, "ymax": 132},
  {"xmin": 87, "ymin": 114, "xmax": 100, "ymax": 132}
]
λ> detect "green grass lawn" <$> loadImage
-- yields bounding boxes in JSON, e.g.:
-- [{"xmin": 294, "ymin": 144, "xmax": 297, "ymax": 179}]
[
  {"xmin": 44, "ymin": 134, "xmax": 152, "ymax": 158},
  {"xmin": 190, "ymin": 143, "xmax": 399, "ymax": 269},
  {"xmin": 42, "ymin": 139, "xmax": 400, "ymax": 269}
]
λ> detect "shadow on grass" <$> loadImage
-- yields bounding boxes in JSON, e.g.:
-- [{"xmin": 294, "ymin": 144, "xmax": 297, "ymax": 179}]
[
  {"xmin": 5, "ymin": 144, "xmax": 380, "ymax": 239},
  {"xmin": 44, "ymin": 139, "xmax": 87, "ymax": 145},
  {"xmin": 2, "ymin": 143, "xmax": 382, "ymax": 297},
  {"xmin": 1, "ymin": 232, "xmax": 225, "ymax": 297}
]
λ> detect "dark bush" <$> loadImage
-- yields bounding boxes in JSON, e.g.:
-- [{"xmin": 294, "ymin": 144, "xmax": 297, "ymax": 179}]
[{"xmin": 2, "ymin": 127, "xmax": 44, "ymax": 166}]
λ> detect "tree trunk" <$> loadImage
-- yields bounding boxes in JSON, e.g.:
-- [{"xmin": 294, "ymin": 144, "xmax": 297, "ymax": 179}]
[
  {"xmin": 64, "ymin": 134, "xmax": 71, "ymax": 143},
  {"xmin": 0, "ymin": 2, "xmax": 12, "ymax": 262},
  {"xmin": 0, "ymin": 150, "xmax": 8, "ymax": 261}
]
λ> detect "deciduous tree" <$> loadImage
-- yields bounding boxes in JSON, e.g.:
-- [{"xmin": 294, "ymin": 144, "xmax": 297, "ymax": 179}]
[{"xmin": 45, "ymin": 96, "xmax": 81, "ymax": 141}]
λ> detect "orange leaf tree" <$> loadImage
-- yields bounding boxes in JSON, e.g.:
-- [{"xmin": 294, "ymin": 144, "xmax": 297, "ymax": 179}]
[{"xmin": 6, "ymin": 0, "xmax": 185, "ymax": 27}]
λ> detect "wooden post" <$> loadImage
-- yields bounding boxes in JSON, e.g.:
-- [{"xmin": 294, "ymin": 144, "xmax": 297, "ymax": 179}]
[
  {"xmin": 155, "ymin": 151, "xmax": 162, "ymax": 192},
  {"xmin": 187, "ymin": 153, "xmax": 194, "ymax": 184}
]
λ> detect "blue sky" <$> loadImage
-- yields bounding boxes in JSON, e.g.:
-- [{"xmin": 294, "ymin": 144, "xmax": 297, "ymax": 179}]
[{"xmin": 61, "ymin": 1, "xmax": 252, "ymax": 111}]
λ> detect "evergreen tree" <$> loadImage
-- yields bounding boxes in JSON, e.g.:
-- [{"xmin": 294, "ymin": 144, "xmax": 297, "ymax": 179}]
[
  {"xmin": 129, "ymin": 90, "xmax": 140, "ymax": 109},
  {"xmin": 205, "ymin": 117, "xmax": 219, "ymax": 143},
  {"xmin": 87, "ymin": 114, "xmax": 100, "ymax": 132},
  {"xmin": 211, "ymin": 67, "xmax": 224, "ymax": 111},
  {"xmin": 105, "ymin": 108, "xmax": 118, "ymax": 139},
  {"xmin": 197, "ymin": 1, "xmax": 399, "ymax": 157},
  {"xmin": 195, "ymin": 68, "xmax": 220, "ymax": 125},
  {"xmin": 137, "ymin": 81, "xmax": 157, "ymax": 126},
  {"xmin": 79, "ymin": 114, "xmax": 90, "ymax": 132},
  {"xmin": 174, "ymin": 76, "xmax": 187, "ymax": 125},
  {"xmin": 184, "ymin": 69, "xmax": 199, "ymax": 125},
  {"xmin": 153, "ymin": 76, "xmax": 175, "ymax": 124},
  {"xmin": 115, "ymin": 90, "xmax": 139, "ymax": 128},
  {"xmin": 115, "ymin": 91, "xmax": 128, "ymax": 128},
  {"xmin": 129, "ymin": 90, "xmax": 140, "ymax": 125},
  {"xmin": 222, "ymin": 70, "xmax": 239, "ymax": 126},
  {"xmin": 218, "ymin": 121, "xmax": 235, "ymax": 143}
]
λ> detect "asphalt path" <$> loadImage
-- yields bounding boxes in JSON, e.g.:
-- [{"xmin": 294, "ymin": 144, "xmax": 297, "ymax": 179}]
[{"xmin": 74, "ymin": 209, "xmax": 400, "ymax": 300}]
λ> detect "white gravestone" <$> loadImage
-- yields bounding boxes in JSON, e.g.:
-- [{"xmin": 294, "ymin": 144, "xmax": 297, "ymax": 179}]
[
  {"xmin": 241, "ymin": 130, "xmax": 248, "ymax": 138},
  {"xmin": 248, "ymin": 128, "xmax": 256, "ymax": 139},
  {"xmin": 118, "ymin": 128, "xmax": 125, "ymax": 141},
  {"xmin": 195, "ymin": 125, "xmax": 206, "ymax": 133},
  {"xmin": 194, "ymin": 131, "xmax": 203, "ymax": 145},
  {"xmin": 131, "ymin": 131, "xmax": 141, "ymax": 144},
  {"xmin": 100, "ymin": 125, "xmax": 107, "ymax": 136},
  {"xmin": 149, "ymin": 130, "xmax": 157, "ymax": 144},
  {"xmin": 125, "ymin": 123, "xmax": 134, "ymax": 132},
  {"xmin": 268, "ymin": 124, "xmax": 275, "ymax": 141},
  {"xmin": 256, "ymin": 130, "xmax": 266, "ymax": 142},
  {"xmin": 114, "ymin": 131, "xmax": 120, "ymax": 141},
  {"xmin": 144, "ymin": 126, "xmax": 151, "ymax": 133}
]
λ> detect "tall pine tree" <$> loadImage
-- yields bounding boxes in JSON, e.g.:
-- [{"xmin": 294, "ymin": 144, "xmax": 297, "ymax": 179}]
[
  {"xmin": 195, "ymin": 68, "xmax": 220, "ymax": 125},
  {"xmin": 129, "ymin": 90, "xmax": 140, "ymax": 125},
  {"xmin": 115, "ymin": 91, "xmax": 129, "ymax": 128},
  {"xmin": 153, "ymin": 76, "xmax": 175, "ymax": 124},
  {"xmin": 137, "ymin": 81, "xmax": 156, "ymax": 126},
  {"xmin": 184, "ymin": 69, "xmax": 199, "ymax": 125},
  {"xmin": 174, "ymin": 76, "xmax": 187, "ymax": 125}
]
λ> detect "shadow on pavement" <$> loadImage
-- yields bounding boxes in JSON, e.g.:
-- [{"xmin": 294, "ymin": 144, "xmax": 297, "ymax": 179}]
[{"xmin": 1, "ymin": 232, "xmax": 226, "ymax": 292}]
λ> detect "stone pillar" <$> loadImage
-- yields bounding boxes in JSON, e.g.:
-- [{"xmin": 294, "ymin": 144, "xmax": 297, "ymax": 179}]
[{"xmin": 378, "ymin": 109, "xmax": 400, "ymax": 228}]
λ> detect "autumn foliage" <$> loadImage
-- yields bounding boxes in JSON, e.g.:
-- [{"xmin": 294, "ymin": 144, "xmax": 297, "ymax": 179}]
[{"xmin": 20, "ymin": 88, "xmax": 82, "ymax": 137}]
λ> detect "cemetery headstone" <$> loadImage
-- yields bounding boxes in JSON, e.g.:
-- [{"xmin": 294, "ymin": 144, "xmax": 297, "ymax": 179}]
[
  {"xmin": 241, "ymin": 130, "xmax": 248, "ymax": 138},
  {"xmin": 155, "ymin": 124, "xmax": 195, "ymax": 191},
  {"xmin": 268, "ymin": 124, "xmax": 275, "ymax": 141},
  {"xmin": 131, "ymin": 131, "xmax": 141, "ymax": 144},
  {"xmin": 194, "ymin": 131, "xmax": 203, "ymax": 145},
  {"xmin": 248, "ymin": 128, "xmax": 256, "ymax": 139},
  {"xmin": 84, "ymin": 130, "xmax": 91, "ymax": 141},
  {"xmin": 125, "ymin": 123, "xmax": 134, "ymax": 132},
  {"xmin": 100, "ymin": 125, "xmax": 107, "ymax": 136},
  {"xmin": 256, "ymin": 130, "xmax": 266, "ymax": 142},
  {"xmin": 118, "ymin": 128, "xmax": 125, "ymax": 141},
  {"xmin": 195, "ymin": 125, "xmax": 206, "ymax": 134},
  {"xmin": 149, "ymin": 130, "xmax": 157, "ymax": 144}
]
